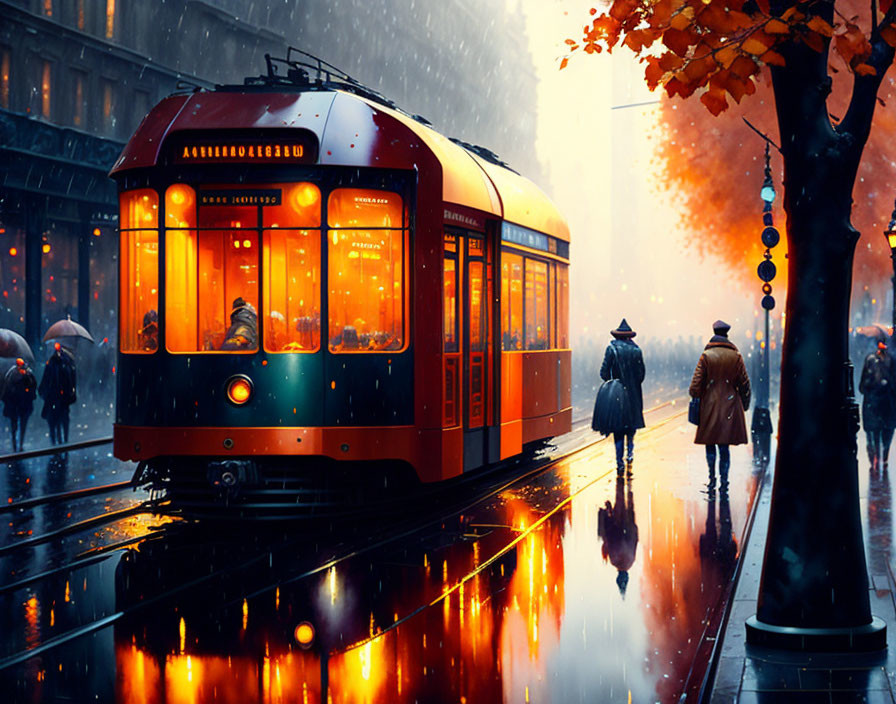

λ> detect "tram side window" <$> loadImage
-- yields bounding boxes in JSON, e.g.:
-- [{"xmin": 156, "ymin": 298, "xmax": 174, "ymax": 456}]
[
  {"xmin": 556, "ymin": 263, "xmax": 569, "ymax": 348},
  {"xmin": 444, "ymin": 236, "xmax": 458, "ymax": 353},
  {"xmin": 525, "ymin": 259, "xmax": 549, "ymax": 350},
  {"xmin": 501, "ymin": 251, "xmax": 523, "ymax": 350},
  {"xmin": 119, "ymin": 189, "xmax": 158, "ymax": 353},
  {"xmin": 327, "ymin": 189, "xmax": 406, "ymax": 352},
  {"xmin": 165, "ymin": 185, "xmax": 259, "ymax": 353}
]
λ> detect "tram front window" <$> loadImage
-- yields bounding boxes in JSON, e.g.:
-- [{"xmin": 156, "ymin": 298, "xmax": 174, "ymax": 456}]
[
  {"xmin": 327, "ymin": 188, "xmax": 406, "ymax": 352},
  {"xmin": 165, "ymin": 184, "xmax": 259, "ymax": 353}
]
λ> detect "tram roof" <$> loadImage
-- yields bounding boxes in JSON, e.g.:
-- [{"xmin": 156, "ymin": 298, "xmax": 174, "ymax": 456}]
[{"xmin": 111, "ymin": 88, "xmax": 569, "ymax": 242}]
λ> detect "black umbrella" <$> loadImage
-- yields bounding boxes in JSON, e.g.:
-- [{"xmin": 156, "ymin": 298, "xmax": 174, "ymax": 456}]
[
  {"xmin": 0, "ymin": 329, "xmax": 34, "ymax": 364},
  {"xmin": 43, "ymin": 315, "xmax": 95, "ymax": 344}
]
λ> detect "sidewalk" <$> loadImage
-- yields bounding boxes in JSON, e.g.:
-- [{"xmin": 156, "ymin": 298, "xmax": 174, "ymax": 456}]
[{"xmin": 707, "ymin": 449, "xmax": 896, "ymax": 703}]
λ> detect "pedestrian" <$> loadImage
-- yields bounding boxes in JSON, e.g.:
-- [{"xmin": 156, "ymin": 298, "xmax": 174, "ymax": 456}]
[
  {"xmin": 595, "ymin": 318, "xmax": 646, "ymax": 474},
  {"xmin": 2, "ymin": 358, "xmax": 37, "ymax": 452},
  {"xmin": 689, "ymin": 320, "xmax": 752, "ymax": 484},
  {"xmin": 859, "ymin": 339, "xmax": 896, "ymax": 470},
  {"xmin": 39, "ymin": 342, "xmax": 77, "ymax": 445}
]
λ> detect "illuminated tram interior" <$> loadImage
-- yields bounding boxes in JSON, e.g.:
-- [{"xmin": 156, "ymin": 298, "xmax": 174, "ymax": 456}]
[{"xmin": 120, "ymin": 184, "xmax": 409, "ymax": 355}]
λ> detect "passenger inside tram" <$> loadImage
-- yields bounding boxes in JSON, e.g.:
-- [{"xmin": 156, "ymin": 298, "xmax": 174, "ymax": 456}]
[
  {"xmin": 139, "ymin": 309, "xmax": 159, "ymax": 351},
  {"xmin": 220, "ymin": 297, "xmax": 258, "ymax": 350}
]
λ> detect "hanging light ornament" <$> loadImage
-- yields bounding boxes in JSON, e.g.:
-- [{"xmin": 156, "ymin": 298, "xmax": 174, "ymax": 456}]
[{"xmin": 758, "ymin": 142, "xmax": 779, "ymax": 310}]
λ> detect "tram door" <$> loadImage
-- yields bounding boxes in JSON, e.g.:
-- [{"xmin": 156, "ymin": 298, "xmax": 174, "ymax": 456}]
[{"xmin": 462, "ymin": 234, "xmax": 495, "ymax": 470}]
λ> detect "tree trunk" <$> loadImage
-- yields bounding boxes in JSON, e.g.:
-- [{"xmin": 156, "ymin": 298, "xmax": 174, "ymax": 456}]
[
  {"xmin": 756, "ymin": 188, "xmax": 870, "ymax": 629},
  {"xmin": 749, "ymin": 48, "xmax": 885, "ymax": 645}
]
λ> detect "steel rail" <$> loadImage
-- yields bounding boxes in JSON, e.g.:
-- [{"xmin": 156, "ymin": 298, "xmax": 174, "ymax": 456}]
[
  {"xmin": 0, "ymin": 480, "xmax": 136, "ymax": 514},
  {"xmin": 0, "ymin": 503, "xmax": 152, "ymax": 557},
  {"xmin": 0, "ymin": 436, "xmax": 113, "ymax": 464}
]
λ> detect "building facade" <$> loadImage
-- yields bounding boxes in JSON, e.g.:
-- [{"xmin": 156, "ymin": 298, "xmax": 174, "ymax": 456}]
[{"xmin": 0, "ymin": 0, "xmax": 539, "ymax": 353}]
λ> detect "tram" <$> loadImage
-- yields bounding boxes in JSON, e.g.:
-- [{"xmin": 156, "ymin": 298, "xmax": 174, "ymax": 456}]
[{"xmin": 111, "ymin": 51, "xmax": 570, "ymax": 512}]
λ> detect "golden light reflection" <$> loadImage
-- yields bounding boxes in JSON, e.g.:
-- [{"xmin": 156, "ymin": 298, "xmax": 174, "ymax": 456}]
[
  {"xmin": 179, "ymin": 617, "xmax": 185, "ymax": 654},
  {"xmin": 117, "ymin": 646, "xmax": 319, "ymax": 704}
]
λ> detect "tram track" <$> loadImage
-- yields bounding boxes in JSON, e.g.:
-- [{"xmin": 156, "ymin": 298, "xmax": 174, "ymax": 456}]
[
  {"xmin": 0, "ymin": 399, "xmax": 686, "ymax": 672},
  {"xmin": 0, "ymin": 502, "xmax": 155, "ymax": 558},
  {"xmin": 0, "ymin": 436, "xmax": 113, "ymax": 464}
]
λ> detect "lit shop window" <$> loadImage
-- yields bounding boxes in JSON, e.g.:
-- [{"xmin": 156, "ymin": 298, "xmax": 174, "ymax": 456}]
[
  {"xmin": 1, "ymin": 49, "xmax": 9, "ymax": 110},
  {"xmin": 263, "ymin": 229, "xmax": 320, "ymax": 352},
  {"xmin": 43, "ymin": 0, "xmax": 52, "ymax": 17},
  {"xmin": 501, "ymin": 251, "xmax": 523, "ymax": 350},
  {"xmin": 119, "ymin": 189, "xmax": 159, "ymax": 353},
  {"xmin": 72, "ymin": 71, "xmax": 85, "ymax": 127},
  {"xmin": 41, "ymin": 61, "xmax": 51, "ymax": 119},
  {"xmin": 106, "ymin": 0, "xmax": 116, "ymax": 39},
  {"xmin": 102, "ymin": 80, "xmax": 114, "ymax": 133},
  {"xmin": 77, "ymin": 0, "xmax": 85, "ymax": 30},
  {"xmin": 165, "ymin": 185, "xmax": 258, "ymax": 353},
  {"xmin": 327, "ymin": 189, "xmax": 406, "ymax": 352},
  {"xmin": 524, "ymin": 258, "xmax": 549, "ymax": 350}
]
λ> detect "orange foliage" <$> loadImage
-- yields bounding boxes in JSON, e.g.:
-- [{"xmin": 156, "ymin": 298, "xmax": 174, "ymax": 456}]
[
  {"xmin": 567, "ymin": 0, "xmax": 896, "ymax": 290},
  {"xmin": 653, "ymin": 64, "xmax": 896, "ymax": 289},
  {"xmin": 566, "ymin": 0, "xmax": 896, "ymax": 117}
]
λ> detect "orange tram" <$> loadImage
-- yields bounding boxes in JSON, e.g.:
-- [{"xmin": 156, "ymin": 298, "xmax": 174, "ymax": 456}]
[{"xmin": 111, "ymin": 53, "xmax": 570, "ymax": 513}]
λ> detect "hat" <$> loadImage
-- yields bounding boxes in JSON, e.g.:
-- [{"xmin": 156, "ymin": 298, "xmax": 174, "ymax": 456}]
[
  {"xmin": 232, "ymin": 297, "xmax": 246, "ymax": 309},
  {"xmin": 712, "ymin": 320, "xmax": 731, "ymax": 336},
  {"xmin": 611, "ymin": 319, "xmax": 636, "ymax": 339}
]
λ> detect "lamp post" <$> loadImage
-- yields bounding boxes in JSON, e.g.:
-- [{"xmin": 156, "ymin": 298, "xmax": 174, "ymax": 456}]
[
  {"xmin": 885, "ymin": 199, "xmax": 896, "ymax": 333},
  {"xmin": 751, "ymin": 143, "xmax": 778, "ymax": 466}
]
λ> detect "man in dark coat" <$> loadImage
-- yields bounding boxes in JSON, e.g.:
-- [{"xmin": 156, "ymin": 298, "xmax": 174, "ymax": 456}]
[
  {"xmin": 859, "ymin": 340, "xmax": 896, "ymax": 469},
  {"xmin": 689, "ymin": 320, "xmax": 751, "ymax": 481},
  {"xmin": 2, "ymin": 358, "xmax": 36, "ymax": 452},
  {"xmin": 599, "ymin": 318, "xmax": 646, "ymax": 473},
  {"xmin": 220, "ymin": 298, "xmax": 258, "ymax": 350},
  {"xmin": 39, "ymin": 343, "xmax": 77, "ymax": 445}
]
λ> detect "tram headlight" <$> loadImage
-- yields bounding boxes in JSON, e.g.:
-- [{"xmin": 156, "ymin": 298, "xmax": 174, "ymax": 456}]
[
  {"xmin": 226, "ymin": 375, "xmax": 253, "ymax": 405},
  {"xmin": 294, "ymin": 621, "xmax": 315, "ymax": 649}
]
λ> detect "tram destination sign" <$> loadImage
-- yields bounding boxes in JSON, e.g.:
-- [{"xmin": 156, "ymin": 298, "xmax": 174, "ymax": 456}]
[
  {"xmin": 199, "ymin": 189, "xmax": 282, "ymax": 207},
  {"xmin": 169, "ymin": 130, "xmax": 319, "ymax": 165}
]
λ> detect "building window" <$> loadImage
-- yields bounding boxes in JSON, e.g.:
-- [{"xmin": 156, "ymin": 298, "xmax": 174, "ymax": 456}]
[
  {"xmin": 102, "ymin": 80, "xmax": 114, "ymax": 133},
  {"xmin": 1, "ymin": 49, "xmax": 9, "ymax": 110},
  {"xmin": 327, "ymin": 189, "xmax": 406, "ymax": 352},
  {"xmin": 105, "ymin": 0, "xmax": 116, "ymax": 39},
  {"xmin": 0, "ymin": 225, "xmax": 26, "ymax": 335},
  {"xmin": 77, "ymin": 0, "xmax": 85, "ymax": 30},
  {"xmin": 71, "ymin": 71, "xmax": 86, "ymax": 127},
  {"xmin": 43, "ymin": 0, "xmax": 52, "ymax": 18},
  {"xmin": 120, "ymin": 190, "xmax": 159, "ymax": 353},
  {"xmin": 41, "ymin": 61, "xmax": 51, "ymax": 119}
]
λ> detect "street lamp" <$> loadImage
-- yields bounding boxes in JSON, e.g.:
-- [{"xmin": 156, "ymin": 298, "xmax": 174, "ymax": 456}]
[
  {"xmin": 884, "ymin": 199, "xmax": 896, "ymax": 333},
  {"xmin": 751, "ymin": 142, "xmax": 778, "ymax": 466}
]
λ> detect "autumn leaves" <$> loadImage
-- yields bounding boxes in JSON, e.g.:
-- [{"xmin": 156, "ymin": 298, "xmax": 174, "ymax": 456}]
[{"xmin": 562, "ymin": 0, "xmax": 896, "ymax": 115}]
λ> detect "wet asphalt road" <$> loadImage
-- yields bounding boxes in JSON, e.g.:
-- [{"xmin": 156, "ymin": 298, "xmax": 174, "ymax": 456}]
[{"xmin": 0, "ymin": 404, "xmax": 767, "ymax": 703}]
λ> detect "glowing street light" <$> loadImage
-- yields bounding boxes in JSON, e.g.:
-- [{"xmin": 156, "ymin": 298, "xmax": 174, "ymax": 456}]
[{"xmin": 884, "ymin": 199, "xmax": 896, "ymax": 333}]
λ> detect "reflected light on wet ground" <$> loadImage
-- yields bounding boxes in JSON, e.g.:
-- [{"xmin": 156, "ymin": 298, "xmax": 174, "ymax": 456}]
[{"xmin": 9, "ymin": 414, "xmax": 760, "ymax": 703}]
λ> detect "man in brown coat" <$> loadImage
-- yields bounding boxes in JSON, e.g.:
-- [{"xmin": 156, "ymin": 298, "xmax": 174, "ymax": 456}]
[{"xmin": 689, "ymin": 320, "xmax": 752, "ymax": 483}]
